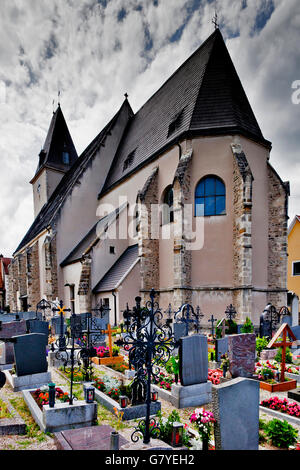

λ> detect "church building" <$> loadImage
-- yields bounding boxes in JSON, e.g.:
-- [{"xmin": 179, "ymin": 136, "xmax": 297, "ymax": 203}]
[{"xmin": 7, "ymin": 28, "xmax": 289, "ymax": 326}]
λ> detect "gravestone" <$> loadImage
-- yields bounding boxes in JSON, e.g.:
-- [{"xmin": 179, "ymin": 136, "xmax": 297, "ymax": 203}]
[
  {"xmin": 179, "ymin": 335, "xmax": 208, "ymax": 386},
  {"xmin": 291, "ymin": 295, "xmax": 299, "ymax": 326},
  {"xmin": 215, "ymin": 337, "xmax": 228, "ymax": 362},
  {"xmin": 174, "ymin": 322, "xmax": 187, "ymax": 344},
  {"xmin": 0, "ymin": 321, "xmax": 27, "ymax": 368},
  {"xmin": 0, "ymin": 314, "xmax": 19, "ymax": 323},
  {"xmin": 172, "ymin": 334, "xmax": 211, "ymax": 408},
  {"xmin": 290, "ymin": 326, "xmax": 300, "ymax": 355},
  {"xmin": 89, "ymin": 317, "xmax": 107, "ymax": 346},
  {"xmin": 212, "ymin": 377, "xmax": 259, "ymax": 450},
  {"xmin": 17, "ymin": 311, "xmax": 37, "ymax": 321},
  {"xmin": 12, "ymin": 333, "xmax": 48, "ymax": 377},
  {"xmin": 227, "ymin": 333, "xmax": 256, "ymax": 378},
  {"xmin": 259, "ymin": 314, "xmax": 271, "ymax": 339},
  {"xmin": 51, "ymin": 316, "xmax": 67, "ymax": 335},
  {"xmin": 26, "ymin": 319, "xmax": 49, "ymax": 345}
]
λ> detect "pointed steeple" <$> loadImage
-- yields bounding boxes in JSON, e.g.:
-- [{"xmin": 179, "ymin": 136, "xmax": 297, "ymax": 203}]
[
  {"xmin": 190, "ymin": 28, "xmax": 267, "ymax": 145},
  {"xmin": 30, "ymin": 105, "xmax": 78, "ymax": 217},
  {"xmin": 32, "ymin": 105, "xmax": 78, "ymax": 180}
]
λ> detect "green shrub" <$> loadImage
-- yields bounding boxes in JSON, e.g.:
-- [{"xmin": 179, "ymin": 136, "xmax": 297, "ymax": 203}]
[
  {"xmin": 256, "ymin": 336, "xmax": 269, "ymax": 356},
  {"xmin": 157, "ymin": 410, "xmax": 190, "ymax": 447},
  {"xmin": 265, "ymin": 419, "xmax": 298, "ymax": 449},
  {"xmin": 274, "ymin": 346, "xmax": 293, "ymax": 364},
  {"xmin": 225, "ymin": 320, "xmax": 237, "ymax": 335},
  {"xmin": 241, "ymin": 317, "xmax": 254, "ymax": 333}
]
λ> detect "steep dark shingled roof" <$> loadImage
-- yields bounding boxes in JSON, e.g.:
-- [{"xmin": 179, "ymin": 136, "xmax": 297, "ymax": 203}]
[
  {"xmin": 92, "ymin": 244, "xmax": 139, "ymax": 293},
  {"xmin": 32, "ymin": 105, "xmax": 78, "ymax": 180},
  {"xmin": 14, "ymin": 100, "xmax": 133, "ymax": 254},
  {"xmin": 100, "ymin": 28, "xmax": 270, "ymax": 196}
]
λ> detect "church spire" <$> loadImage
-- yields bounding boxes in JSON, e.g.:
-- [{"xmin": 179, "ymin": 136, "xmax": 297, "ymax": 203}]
[
  {"xmin": 30, "ymin": 105, "xmax": 78, "ymax": 217},
  {"xmin": 34, "ymin": 105, "xmax": 78, "ymax": 178}
]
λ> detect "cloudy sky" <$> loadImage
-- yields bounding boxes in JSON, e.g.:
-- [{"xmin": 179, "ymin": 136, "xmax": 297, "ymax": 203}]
[{"xmin": 0, "ymin": 0, "xmax": 299, "ymax": 257}]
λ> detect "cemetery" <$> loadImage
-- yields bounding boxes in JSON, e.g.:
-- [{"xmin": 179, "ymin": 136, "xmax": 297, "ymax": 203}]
[{"xmin": 0, "ymin": 292, "xmax": 300, "ymax": 451}]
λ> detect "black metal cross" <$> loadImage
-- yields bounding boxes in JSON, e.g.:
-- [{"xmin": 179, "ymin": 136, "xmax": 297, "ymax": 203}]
[
  {"xmin": 225, "ymin": 304, "xmax": 237, "ymax": 324},
  {"xmin": 52, "ymin": 300, "xmax": 71, "ymax": 350},
  {"xmin": 36, "ymin": 299, "xmax": 52, "ymax": 321},
  {"xmin": 174, "ymin": 303, "xmax": 199, "ymax": 336}
]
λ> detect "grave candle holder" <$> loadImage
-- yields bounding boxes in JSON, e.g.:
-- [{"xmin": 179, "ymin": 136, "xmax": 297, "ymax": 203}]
[
  {"xmin": 85, "ymin": 385, "xmax": 95, "ymax": 403},
  {"xmin": 151, "ymin": 390, "xmax": 158, "ymax": 402},
  {"xmin": 48, "ymin": 382, "xmax": 56, "ymax": 408},
  {"xmin": 171, "ymin": 422, "xmax": 183, "ymax": 447},
  {"xmin": 119, "ymin": 395, "xmax": 128, "ymax": 408}
]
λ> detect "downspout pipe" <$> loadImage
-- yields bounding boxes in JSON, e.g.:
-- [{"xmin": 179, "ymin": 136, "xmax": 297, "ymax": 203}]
[{"xmin": 112, "ymin": 290, "xmax": 117, "ymax": 326}]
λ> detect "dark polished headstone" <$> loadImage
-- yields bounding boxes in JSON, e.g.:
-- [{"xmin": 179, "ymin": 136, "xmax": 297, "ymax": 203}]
[
  {"xmin": 0, "ymin": 370, "xmax": 6, "ymax": 387},
  {"xmin": 17, "ymin": 311, "xmax": 37, "ymax": 321},
  {"xmin": 0, "ymin": 341, "xmax": 14, "ymax": 365},
  {"xmin": 51, "ymin": 316, "xmax": 67, "ymax": 335},
  {"xmin": 12, "ymin": 333, "xmax": 48, "ymax": 377},
  {"xmin": 174, "ymin": 322, "xmax": 187, "ymax": 343},
  {"xmin": 215, "ymin": 337, "xmax": 228, "ymax": 362},
  {"xmin": 26, "ymin": 320, "xmax": 49, "ymax": 344},
  {"xmin": 179, "ymin": 334, "xmax": 208, "ymax": 386}
]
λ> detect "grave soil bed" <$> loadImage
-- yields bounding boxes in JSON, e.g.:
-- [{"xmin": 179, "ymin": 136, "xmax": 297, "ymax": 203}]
[
  {"xmin": 93, "ymin": 386, "xmax": 161, "ymax": 421},
  {"xmin": 258, "ymin": 378, "xmax": 297, "ymax": 393},
  {"xmin": 92, "ymin": 355, "xmax": 124, "ymax": 366}
]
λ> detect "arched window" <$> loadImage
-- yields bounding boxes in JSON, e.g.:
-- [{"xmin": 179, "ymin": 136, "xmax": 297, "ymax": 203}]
[
  {"xmin": 195, "ymin": 176, "xmax": 226, "ymax": 216},
  {"xmin": 162, "ymin": 186, "xmax": 174, "ymax": 224}
]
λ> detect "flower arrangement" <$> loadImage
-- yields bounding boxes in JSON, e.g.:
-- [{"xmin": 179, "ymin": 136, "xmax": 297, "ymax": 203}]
[
  {"xmin": 255, "ymin": 360, "xmax": 300, "ymax": 380},
  {"xmin": 220, "ymin": 353, "xmax": 229, "ymax": 369},
  {"xmin": 113, "ymin": 407, "xmax": 124, "ymax": 430},
  {"xmin": 32, "ymin": 386, "xmax": 70, "ymax": 408},
  {"xmin": 207, "ymin": 369, "xmax": 222, "ymax": 385},
  {"xmin": 108, "ymin": 388, "xmax": 121, "ymax": 400},
  {"xmin": 260, "ymin": 396, "xmax": 300, "ymax": 418},
  {"xmin": 189, "ymin": 407, "xmax": 216, "ymax": 449},
  {"xmin": 95, "ymin": 346, "xmax": 110, "ymax": 358},
  {"xmin": 152, "ymin": 371, "xmax": 176, "ymax": 390}
]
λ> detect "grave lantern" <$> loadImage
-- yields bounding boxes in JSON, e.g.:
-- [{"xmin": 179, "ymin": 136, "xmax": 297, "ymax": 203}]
[
  {"xmin": 151, "ymin": 390, "xmax": 158, "ymax": 402},
  {"xmin": 48, "ymin": 382, "xmax": 56, "ymax": 408},
  {"xmin": 85, "ymin": 385, "xmax": 95, "ymax": 403},
  {"xmin": 119, "ymin": 395, "xmax": 128, "ymax": 408},
  {"xmin": 171, "ymin": 422, "xmax": 183, "ymax": 447}
]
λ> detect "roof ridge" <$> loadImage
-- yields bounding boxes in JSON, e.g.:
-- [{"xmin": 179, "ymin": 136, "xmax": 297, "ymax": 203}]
[
  {"xmin": 14, "ymin": 101, "xmax": 128, "ymax": 255},
  {"xmin": 134, "ymin": 28, "xmax": 220, "ymax": 118}
]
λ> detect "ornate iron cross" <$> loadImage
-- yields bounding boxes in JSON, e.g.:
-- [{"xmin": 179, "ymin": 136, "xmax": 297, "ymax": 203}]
[{"xmin": 208, "ymin": 314, "xmax": 217, "ymax": 336}]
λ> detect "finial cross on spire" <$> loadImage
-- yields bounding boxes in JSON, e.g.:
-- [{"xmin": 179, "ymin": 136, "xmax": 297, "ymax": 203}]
[
  {"xmin": 124, "ymin": 92, "xmax": 129, "ymax": 99},
  {"xmin": 212, "ymin": 9, "xmax": 219, "ymax": 30}
]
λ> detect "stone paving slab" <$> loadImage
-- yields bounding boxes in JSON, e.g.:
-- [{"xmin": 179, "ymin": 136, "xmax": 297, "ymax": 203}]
[{"xmin": 54, "ymin": 424, "xmax": 129, "ymax": 450}]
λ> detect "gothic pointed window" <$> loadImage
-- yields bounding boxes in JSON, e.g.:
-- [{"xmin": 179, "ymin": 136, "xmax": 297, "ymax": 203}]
[
  {"xmin": 162, "ymin": 185, "xmax": 174, "ymax": 224},
  {"xmin": 195, "ymin": 176, "xmax": 226, "ymax": 216}
]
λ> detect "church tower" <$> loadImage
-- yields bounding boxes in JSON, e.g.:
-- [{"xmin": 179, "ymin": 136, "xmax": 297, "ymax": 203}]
[{"xmin": 30, "ymin": 105, "xmax": 78, "ymax": 217}]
